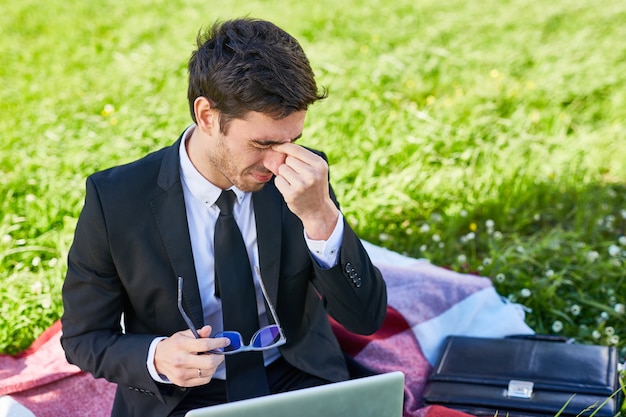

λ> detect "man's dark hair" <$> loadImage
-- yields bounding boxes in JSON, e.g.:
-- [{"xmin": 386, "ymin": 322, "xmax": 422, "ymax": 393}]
[{"xmin": 187, "ymin": 18, "xmax": 327, "ymax": 133}]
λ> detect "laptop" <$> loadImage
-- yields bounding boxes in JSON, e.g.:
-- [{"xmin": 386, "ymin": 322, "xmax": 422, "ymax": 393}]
[{"xmin": 185, "ymin": 371, "xmax": 405, "ymax": 417}]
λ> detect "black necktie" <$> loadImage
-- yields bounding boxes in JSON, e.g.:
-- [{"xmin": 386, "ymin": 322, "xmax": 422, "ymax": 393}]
[{"xmin": 214, "ymin": 190, "xmax": 270, "ymax": 401}]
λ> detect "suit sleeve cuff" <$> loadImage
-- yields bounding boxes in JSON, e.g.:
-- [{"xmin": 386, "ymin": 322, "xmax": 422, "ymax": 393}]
[
  {"xmin": 304, "ymin": 211, "xmax": 344, "ymax": 269},
  {"xmin": 147, "ymin": 336, "xmax": 173, "ymax": 384}
]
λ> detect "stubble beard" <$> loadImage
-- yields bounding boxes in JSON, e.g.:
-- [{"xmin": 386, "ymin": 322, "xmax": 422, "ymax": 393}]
[{"xmin": 210, "ymin": 139, "xmax": 266, "ymax": 193}]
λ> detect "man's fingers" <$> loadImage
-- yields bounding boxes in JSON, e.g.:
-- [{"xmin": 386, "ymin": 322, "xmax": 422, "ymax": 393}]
[
  {"xmin": 271, "ymin": 142, "xmax": 306, "ymax": 157},
  {"xmin": 272, "ymin": 143, "xmax": 325, "ymax": 166},
  {"xmin": 196, "ymin": 325, "xmax": 213, "ymax": 338},
  {"xmin": 276, "ymin": 161, "xmax": 302, "ymax": 185},
  {"xmin": 272, "ymin": 146, "xmax": 326, "ymax": 185},
  {"xmin": 168, "ymin": 356, "xmax": 224, "ymax": 387},
  {"xmin": 178, "ymin": 326, "xmax": 230, "ymax": 354},
  {"xmin": 190, "ymin": 336, "xmax": 231, "ymax": 354}
]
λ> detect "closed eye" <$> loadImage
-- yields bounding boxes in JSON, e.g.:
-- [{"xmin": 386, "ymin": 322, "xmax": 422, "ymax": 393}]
[
  {"xmin": 250, "ymin": 134, "xmax": 302, "ymax": 149},
  {"xmin": 251, "ymin": 141, "xmax": 273, "ymax": 150}
]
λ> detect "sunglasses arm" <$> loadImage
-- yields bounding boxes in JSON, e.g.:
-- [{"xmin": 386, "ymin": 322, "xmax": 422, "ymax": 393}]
[{"xmin": 177, "ymin": 277, "xmax": 201, "ymax": 339}]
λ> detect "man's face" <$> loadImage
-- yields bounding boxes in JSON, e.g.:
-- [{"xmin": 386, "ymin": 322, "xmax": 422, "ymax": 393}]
[{"xmin": 196, "ymin": 110, "xmax": 306, "ymax": 192}]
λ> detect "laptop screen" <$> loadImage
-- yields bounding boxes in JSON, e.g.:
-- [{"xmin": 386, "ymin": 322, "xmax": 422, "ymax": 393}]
[{"xmin": 185, "ymin": 371, "xmax": 405, "ymax": 417}]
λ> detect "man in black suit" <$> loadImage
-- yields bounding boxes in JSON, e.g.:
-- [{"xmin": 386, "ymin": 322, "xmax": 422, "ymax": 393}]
[{"xmin": 61, "ymin": 18, "xmax": 387, "ymax": 417}]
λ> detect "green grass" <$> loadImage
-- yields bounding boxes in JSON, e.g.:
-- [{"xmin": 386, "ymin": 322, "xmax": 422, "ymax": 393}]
[{"xmin": 1, "ymin": 0, "xmax": 625, "ymax": 392}]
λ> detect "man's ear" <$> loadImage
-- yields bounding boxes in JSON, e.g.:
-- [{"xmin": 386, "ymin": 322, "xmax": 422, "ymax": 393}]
[{"xmin": 194, "ymin": 96, "xmax": 218, "ymax": 131}]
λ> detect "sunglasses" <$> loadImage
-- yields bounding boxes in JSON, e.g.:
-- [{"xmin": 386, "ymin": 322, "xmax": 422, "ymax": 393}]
[{"xmin": 177, "ymin": 267, "xmax": 287, "ymax": 355}]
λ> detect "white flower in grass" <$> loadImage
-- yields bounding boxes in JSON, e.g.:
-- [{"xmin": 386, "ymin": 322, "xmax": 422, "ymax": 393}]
[
  {"xmin": 40, "ymin": 296, "xmax": 52, "ymax": 309},
  {"xmin": 620, "ymin": 209, "xmax": 626, "ymax": 220},
  {"xmin": 495, "ymin": 273, "xmax": 506, "ymax": 283},
  {"xmin": 592, "ymin": 330, "xmax": 602, "ymax": 340},
  {"xmin": 608, "ymin": 245, "xmax": 621, "ymax": 257},
  {"xmin": 460, "ymin": 210, "xmax": 468, "ymax": 217},
  {"xmin": 457, "ymin": 254, "xmax": 467, "ymax": 264},
  {"xmin": 102, "ymin": 103, "xmax": 115, "ymax": 116},
  {"xmin": 25, "ymin": 194, "xmax": 36, "ymax": 202},
  {"xmin": 520, "ymin": 288, "xmax": 531, "ymax": 298},
  {"xmin": 32, "ymin": 256, "xmax": 41, "ymax": 267},
  {"xmin": 420, "ymin": 245, "xmax": 428, "ymax": 253},
  {"xmin": 605, "ymin": 326, "xmax": 615, "ymax": 336},
  {"xmin": 420, "ymin": 224, "xmax": 431, "ymax": 233},
  {"xmin": 619, "ymin": 236, "xmax": 626, "ymax": 246},
  {"xmin": 31, "ymin": 281, "xmax": 43, "ymax": 294},
  {"xmin": 485, "ymin": 219, "xmax": 495, "ymax": 229},
  {"xmin": 570, "ymin": 305, "xmax": 581, "ymax": 316},
  {"xmin": 1, "ymin": 234, "xmax": 10, "ymax": 244},
  {"xmin": 379, "ymin": 233, "xmax": 390, "ymax": 242},
  {"xmin": 609, "ymin": 335, "xmax": 619, "ymax": 345},
  {"xmin": 545, "ymin": 269, "xmax": 555, "ymax": 277},
  {"xmin": 614, "ymin": 304, "xmax": 625, "ymax": 314},
  {"xmin": 552, "ymin": 320, "xmax": 563, "ymax": 333},
  {"xmin": 461, "ymin": 232, "xmax": 475, "ymax": 243},
  {"xmin": 493, "ymin": 231, "xmax": 503, "ymax": 240},
  {"xmin": 432, "ymin": 234, "xmax": 441, "ymax": 242},
  {"xmin": 605, "ymin": 215, "xmax": 615, "ymax": 227},
  {"xmin": 586, "ymin": 251, "xmax": 600, "ymax": 262},
  {"xmin": 483, "ymin": 257, "xmax": 492, "ymax": 266},
  {"xmin": 516, "ymin": 246, "xmax": 525, "ymax": 254}
]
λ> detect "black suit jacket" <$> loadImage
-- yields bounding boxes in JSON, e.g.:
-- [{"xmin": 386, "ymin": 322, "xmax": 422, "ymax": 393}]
[{"xmin": 60, "ymin": 136, "xmax": 387, "ymax": 416}]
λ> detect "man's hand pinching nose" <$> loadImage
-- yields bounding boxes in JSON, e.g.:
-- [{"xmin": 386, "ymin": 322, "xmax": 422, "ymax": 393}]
[{"xmin": 271, "ymin": 143, "xmax": 339, "ymax": 241}]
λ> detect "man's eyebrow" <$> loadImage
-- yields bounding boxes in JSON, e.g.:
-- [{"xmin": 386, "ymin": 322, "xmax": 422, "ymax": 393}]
[{"xmin": 252, "ymin": 133, "xmax": 302, "ymax": 146}]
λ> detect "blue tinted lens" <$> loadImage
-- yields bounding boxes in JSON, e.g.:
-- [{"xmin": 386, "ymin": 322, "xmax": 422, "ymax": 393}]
[
  {"xmin": 216, "ymin": 331, "xmax": 243, "ymax": 352},
  {"xmin": 251, "ymin": 326, "xmax": 281, "ymax": 348}
]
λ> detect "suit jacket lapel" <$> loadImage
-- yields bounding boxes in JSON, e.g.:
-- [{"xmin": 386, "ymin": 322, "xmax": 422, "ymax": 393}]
[
  {"xmin": 150, "ymin": 137, "xmax": 204, "ymax": 328},
  {"xmin": 253, "ymin": 181, "xmax": 282, "ymax": 305}
]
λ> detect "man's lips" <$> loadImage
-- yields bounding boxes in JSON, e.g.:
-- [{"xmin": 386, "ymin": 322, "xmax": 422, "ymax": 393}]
[{"xmin": 250, "ymin": 171, "xmax": 274, "ymax": 182}]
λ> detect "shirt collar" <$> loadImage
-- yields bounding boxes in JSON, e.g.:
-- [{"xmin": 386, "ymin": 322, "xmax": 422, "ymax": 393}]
[{"xmin": 178, "ymin": 124, "xmax": 245, "ymax": 207}]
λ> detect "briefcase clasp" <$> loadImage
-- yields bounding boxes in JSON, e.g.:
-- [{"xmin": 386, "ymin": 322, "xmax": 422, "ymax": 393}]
[{"xmin": 507, "ymin": 380, "xmax": 534, "ymax": 399}]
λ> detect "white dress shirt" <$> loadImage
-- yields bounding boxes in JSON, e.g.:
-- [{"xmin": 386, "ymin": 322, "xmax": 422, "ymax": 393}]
[{"xmin": 147, "ymin": 125, "xmax": 344, "ymax": 382}]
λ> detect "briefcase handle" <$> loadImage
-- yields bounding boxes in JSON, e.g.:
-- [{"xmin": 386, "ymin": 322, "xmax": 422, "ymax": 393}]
[{"xmin": 506, "ymin": 334, "xmax": 574, "ymax": 343}]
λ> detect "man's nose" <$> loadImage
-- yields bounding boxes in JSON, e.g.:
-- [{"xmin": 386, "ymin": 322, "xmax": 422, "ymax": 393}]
[{"xmin": 264, "ymin": 149, "xmax": 287, "ymax": 174}]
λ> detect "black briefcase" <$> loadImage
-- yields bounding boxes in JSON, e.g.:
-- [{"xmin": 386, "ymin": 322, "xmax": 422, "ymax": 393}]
[{"xmin": 422, "ymin": 335, "xmax": 623, "ymax": 417}]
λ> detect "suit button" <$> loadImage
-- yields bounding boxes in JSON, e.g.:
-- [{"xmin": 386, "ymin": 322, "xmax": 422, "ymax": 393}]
[{"xmin": 344, "ymin": 263, "xmax": 362, "ymax": 287}]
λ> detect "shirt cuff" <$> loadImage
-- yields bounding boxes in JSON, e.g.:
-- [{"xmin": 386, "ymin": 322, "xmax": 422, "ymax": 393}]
[
  {"xmin": 147, "ymin": 336, "xmax": 173, "ymax": 384},
  {"xmin": 304, "ymin": 211, "xmax": 344, "ymax": 269}
]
